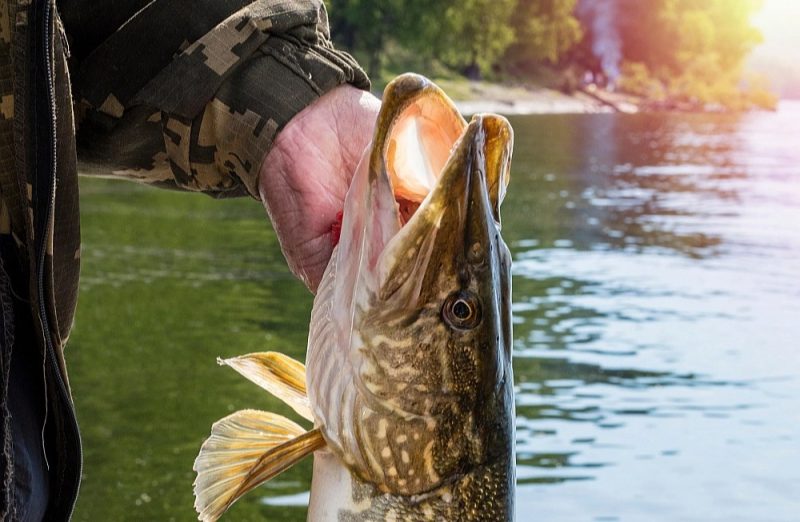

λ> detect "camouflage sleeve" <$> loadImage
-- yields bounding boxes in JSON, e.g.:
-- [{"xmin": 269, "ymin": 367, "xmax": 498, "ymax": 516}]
[{"xmin": 68, "ymin": 0, "xmax": 369, "ymax": 199}]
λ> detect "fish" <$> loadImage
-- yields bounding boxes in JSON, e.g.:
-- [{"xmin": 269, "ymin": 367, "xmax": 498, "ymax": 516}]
[{"xmin": 192, "ymin": 73, "xmax": 515, "ymax": 521}]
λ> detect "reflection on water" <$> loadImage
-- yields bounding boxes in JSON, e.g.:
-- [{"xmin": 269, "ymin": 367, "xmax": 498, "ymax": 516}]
[
  {"xmin": 70, "ymin": 103, "xmax": 800, "ymax": 521},
  {"xmin": 509, "ymin": 103, "xmax": 800, "ymax": 521}
]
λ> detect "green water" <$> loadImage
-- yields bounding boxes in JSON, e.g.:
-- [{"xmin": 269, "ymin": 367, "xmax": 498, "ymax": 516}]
[
  {"xmin": 71, "ymin": 181, "xmax": 313, "ymax": 520},
  {"xmin": 71, "ymin": 104, "xmax": 800, "ymax": 521}
]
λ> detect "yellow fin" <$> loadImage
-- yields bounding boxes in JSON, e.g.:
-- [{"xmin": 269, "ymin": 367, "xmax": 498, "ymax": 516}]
[
  {"xmin": 193, "ymin": 410, "xmax": 325, "ymax": 521},
  {"xmin": 218, "ymin": 352, "xmax": 313, "ymax": 421}
]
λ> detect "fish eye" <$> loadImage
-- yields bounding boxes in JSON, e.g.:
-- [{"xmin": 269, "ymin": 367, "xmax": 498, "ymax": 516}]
[
  {"xmin": 453, "ymin": 300, "xmax": 471, "ymax": 319},
  {"xmin": 442, "ymin": 292, "xmax": 482, "ymax": 330}
]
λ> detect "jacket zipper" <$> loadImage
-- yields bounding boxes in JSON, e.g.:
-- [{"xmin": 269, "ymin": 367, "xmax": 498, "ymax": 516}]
[{"xmin": 35, "ymin": 0, "xmax": 83, "ymax": 517}]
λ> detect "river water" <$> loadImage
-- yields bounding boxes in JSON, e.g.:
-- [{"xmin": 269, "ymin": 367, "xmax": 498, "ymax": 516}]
[{"xmin": 70, "ymin": 102, "xmax": 800, "ymax": 521}]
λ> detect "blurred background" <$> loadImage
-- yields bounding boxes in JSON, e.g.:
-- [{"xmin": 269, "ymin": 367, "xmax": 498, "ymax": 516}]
[
  {"xmin": 69, "ymin": 1, "xmax": 799, "ymax": 520},
  {"xmin": 326, "ymin": 0, "xmax": 792, "ymax": 111}
]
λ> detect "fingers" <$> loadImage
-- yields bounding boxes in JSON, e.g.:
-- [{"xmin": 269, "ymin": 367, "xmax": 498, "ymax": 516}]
[
  {"xmin": 285, "ymin": 233, "xmax": 332, "ymax": 293},
  {"xmin": 258, "ymin": 85, "xmax": 380, "ymax": 293}
]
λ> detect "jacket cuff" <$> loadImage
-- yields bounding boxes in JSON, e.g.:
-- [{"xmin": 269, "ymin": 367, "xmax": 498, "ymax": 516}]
[
  {"xmin": 76, "ymin": 0, "xmax": 369, "ymax": 199},
  {"xmin": 203, "ymin": 35, "xmax": 370, "ymax": 198},
  {"xmin": 139, "ymin": 2, "xmax": 369, "ymax": 198}
]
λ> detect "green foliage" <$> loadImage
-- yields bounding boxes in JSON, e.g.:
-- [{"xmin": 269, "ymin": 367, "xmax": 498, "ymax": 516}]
[
  {"xmin": 326, "ymin": 0, "xmax": 513, "ymax": 79},
  {"xmin": 325, "ymin": 0, "xmax": 407, "ymax": 77},
  {"xmin": 657, "ymin": 0, "xmax": 763, "ymax": 73},
  {"xmin": 617, "ymin": 62, "xmax": 666, "ymax": 101},
  {"xmin": 506, "ymin": 0, "xmax": 583, "ymax": 69},
  {"xmin": 437, "ymin": 0, "xmax": 516, "ymax": 75},
  {"xmin": 741, "ymin": 72, "xmax": 779, "ymax": 110},
  {"xmin": 611, "ymin": 0, "xmax": 770, "ymax": 109},
  {"xmin": 325, "ymin": 0, "xmax": 775, "ymax": 110}
]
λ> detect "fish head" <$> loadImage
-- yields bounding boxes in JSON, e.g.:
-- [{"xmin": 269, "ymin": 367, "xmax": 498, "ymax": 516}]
[
  {"xmin": 367, "ymin": 101, "xmax": 514, "ymax": 411},
  {"xmin": 308, "ymin": 73, "xmax": 514, "ymax": 497}
]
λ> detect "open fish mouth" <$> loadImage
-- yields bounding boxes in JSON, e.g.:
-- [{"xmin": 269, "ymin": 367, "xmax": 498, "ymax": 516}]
[{"xmin": 352, "ymin": 73, "xmax": 514, "ymax": 308}]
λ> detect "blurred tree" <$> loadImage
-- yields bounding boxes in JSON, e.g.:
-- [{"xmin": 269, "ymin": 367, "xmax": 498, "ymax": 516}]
[
  {"xmin": 505, "ymin": 0, "xmax": 583, "ymax": 76},
  {"xmin": 325, "ymin": 0, "xmax": 771, "ymax": 108},
  {"xmin": 326, "ymin": 0, "xmax": 513, "ymax": 80},
  {"xmin": 325, "ymin": 0, "xmax": 402, "ymax": 77},
  {"xmin": 612, "ymin": 0, "xmax": 766, "ymax": 107},
  {"xmin": 437, "ymin": 0, "xmax": 516, "ymax": 78}
]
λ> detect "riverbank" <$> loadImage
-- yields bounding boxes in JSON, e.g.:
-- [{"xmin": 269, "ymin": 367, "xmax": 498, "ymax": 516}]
[
  {"xmin": 376, "ymin": 77, "xmax": 773, "ymax": 115},
  {"xmin": 372, "ymin": 77, "xmax": 638, "ymax": 115},
  {"xmin": 434, "ymin": 79, "xmax": 640, "ymax": 115},
  {"xmin": 374, "ymin": 78, "xmax": 628, "ymax": 115}
]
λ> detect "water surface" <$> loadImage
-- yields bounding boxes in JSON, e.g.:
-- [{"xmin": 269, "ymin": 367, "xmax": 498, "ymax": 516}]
[{"xmin": 70, "ymin": 102, "xmax": 800, "ymax": 521}]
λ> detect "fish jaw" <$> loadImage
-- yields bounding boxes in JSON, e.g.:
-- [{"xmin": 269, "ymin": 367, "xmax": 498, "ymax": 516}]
[
  {"xmin": 372, "ymin": 74, "xmax": 467, "ymax": 204},
  {"xmin": 319, "ymin": 74, "xmax": 467, "ymax": 362},
  {"xmin": 376, "ymin": 113, "xmax": 514, "ymax": 312}
]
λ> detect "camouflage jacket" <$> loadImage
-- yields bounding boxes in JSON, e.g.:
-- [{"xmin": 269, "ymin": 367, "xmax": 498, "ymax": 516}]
[{"xmin": 0, "ymin": 0, "xmax": 367, "ymax": 518}]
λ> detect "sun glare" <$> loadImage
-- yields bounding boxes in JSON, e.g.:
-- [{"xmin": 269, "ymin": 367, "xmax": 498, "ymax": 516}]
[{"xmin": 752, "ymin": 0, "xmax": 799, "ymax": 36}]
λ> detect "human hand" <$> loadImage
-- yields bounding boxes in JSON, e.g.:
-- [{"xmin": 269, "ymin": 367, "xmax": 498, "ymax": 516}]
[{"xmin": 259, "ymin": 85, "xmax": 380, "ymax": 293}]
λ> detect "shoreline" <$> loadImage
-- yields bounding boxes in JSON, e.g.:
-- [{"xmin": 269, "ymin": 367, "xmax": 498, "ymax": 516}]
[
  {"xmin": 381, "ymin": 78, "xmax": 776, "ymax": 116},
  {"xmin": 454, "ymin": 86, "xmax": 641, "ymax": 115},
  {"xmin": 453, "ymin": 96, "xmax": 616, "ymax": 115},
  {"xmin": 389, "ymin": 79, "xmax": 640, "ymax": 116}
]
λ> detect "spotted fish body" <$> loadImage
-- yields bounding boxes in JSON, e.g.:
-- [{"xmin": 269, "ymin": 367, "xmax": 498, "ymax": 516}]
[
  {"xmin": 192, "ymin": 74, "xmax": 514, "ymax": 522},
  {"xmin": 305, "ymin": 74, "xmax": 515, "ymax": 521}
]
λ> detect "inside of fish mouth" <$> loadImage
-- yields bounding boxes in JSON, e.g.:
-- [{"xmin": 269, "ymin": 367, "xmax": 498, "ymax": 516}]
[
  {"xmin": 385, "ymin": 96, "xmax": 465, "ymax": 225},
  {"xmin": 396, "ymin": 197, "xmax": 420, "ymax": 224}
]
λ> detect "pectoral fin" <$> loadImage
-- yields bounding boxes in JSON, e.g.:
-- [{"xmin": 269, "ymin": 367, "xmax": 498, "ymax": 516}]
[
  {"xmin": 193, "ymin": 410, "xmax": 326, "ymax": 522},
  {"xmin": 218, "ymin": 352, "xmax": 313, "ymax": 421}
]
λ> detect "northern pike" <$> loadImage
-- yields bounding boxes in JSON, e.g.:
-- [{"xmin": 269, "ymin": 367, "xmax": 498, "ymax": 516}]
[{"xmin": 192, "ymin": 73, "xmax": 515, "ymax": 521}]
